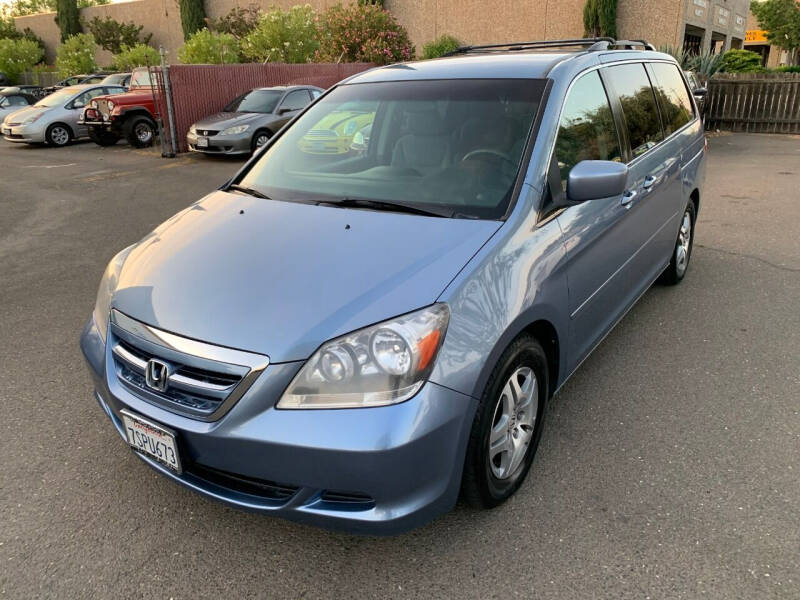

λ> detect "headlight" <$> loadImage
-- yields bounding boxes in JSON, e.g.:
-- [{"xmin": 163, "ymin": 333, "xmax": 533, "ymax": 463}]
[
  {"xmin": 107, "ymin": 100, "xmax": 115, "ymax": 111},
  {"xmin": 93, "ymin": 245, "xmax": 134, "ymax": 342},
  {"xmin": 221, "ymin": 124, "xmax": 249, "ymax": 135},
  {"xmin": 189, "ymin": 125, "xmax": 196, "ymax": 134},
  {"xmin": 89, "ymin": 100, "xmax": 97, "ymax": 108},
  {"xmin": 22, "ymin": 113, "xmax": 43, "ymax": 125},
  {"xmin": 278, "ymin": 304, "xmax": 450, "ymax": 409}
]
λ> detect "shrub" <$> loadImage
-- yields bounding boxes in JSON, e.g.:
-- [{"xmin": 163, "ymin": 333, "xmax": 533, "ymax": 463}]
[
  {"xmin": 657, "ymin": 45, "xmax": 692, "ymax": 70},
  {"xmin": 0, "ymin": 38, "xmax": 44, "ymax": 83},
  {"xmin": 317, "ymin": 3, "xmax": 414, "ymax": 65},
  {"xmin": 113, "ymin": 43, "xmax": 159, "ymax": 70},
  {"xmin": 206, "ymin": 5, "xmax": 261, "ymax": 39},
  {"xmin": 178, "ymin": 28, "xmax": 240, "ymax": 64},
  {"xmin": 55, "ymin": 32, "xmax": 97, "ymax": 77},
  {"xmin": 241, "ymin": 5, "xmax": 319, "ymax": 63},
  {"xmin": 775, "ymin": 65, "xmax": 800, "ymax": 73},
  {"xmin": 720, "ymin": 49, "xmax": 764, "ymax": 73},
  {"xmin": 85, "ymin": 16, "xmax": 152, "ymax": 54},
  {"xmin": 690, "ymin": 51, "xmax": 725, "ymax": 83},
  {"xmin": 422, "ymin": 34, "xmax": 461, "ymax": 59},
  {"xmin": 179, "ymin": 0, "xmax": 206, "ymax": 40}
]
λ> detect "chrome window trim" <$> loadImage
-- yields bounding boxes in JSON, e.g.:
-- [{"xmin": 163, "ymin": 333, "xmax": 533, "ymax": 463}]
[{"xmin": 110, "ymin": 309, "xmax": 269, "ymax": 422}]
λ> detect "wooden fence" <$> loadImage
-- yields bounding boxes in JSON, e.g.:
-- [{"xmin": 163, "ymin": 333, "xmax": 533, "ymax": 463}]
[{"xmin": 705, "ymin": 73, "xmax": 800, "ymax": 134}]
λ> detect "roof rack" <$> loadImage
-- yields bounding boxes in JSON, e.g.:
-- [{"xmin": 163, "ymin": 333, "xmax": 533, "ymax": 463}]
[{"xmin": 443, "ymin": 37, "xmax": 656, "ymax": 56}]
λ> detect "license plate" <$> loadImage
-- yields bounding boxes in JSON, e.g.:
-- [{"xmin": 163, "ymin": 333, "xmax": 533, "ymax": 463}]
[
  {"xmin": 2, "ymin": 128, "xmax": 10, "ymax": 135},
  {"xmin": 196, "ymin": 136, "xmax": 208, "ymax": 148},
  {"xmin": 121, "ymin": 410, "xmax": 182, "ymax": 473}
]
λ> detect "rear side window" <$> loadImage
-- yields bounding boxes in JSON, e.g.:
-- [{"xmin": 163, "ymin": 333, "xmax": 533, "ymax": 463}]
[
  {"xmin": 554, "ymin": 70, "xmax": 621, "ymax": 184},
  {"xmin": 604, "ymin": 63, "xmax": 664, "ymax": 159},
  {"xmin": 649, "ymin": 63, "xmax": 694, "ymax": 135},
  {"xmin": 280, "ymin": 90, "xmax": 311, "ymax": 111}
]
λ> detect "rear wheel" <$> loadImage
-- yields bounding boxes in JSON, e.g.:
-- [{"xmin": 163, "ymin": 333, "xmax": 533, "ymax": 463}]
[
  {"xmin": 659, "ymin": 201, "xmax": 696, "ymax": 285},
  {"xmin": 45, "ymin": 123, "xmax": 71, "ymax": 147},
  {"xmin": 461, "ymin": 334, "xmax": 548, "ymax": 508},
  {"xmin": 251, "ymin": 130, "xmax": 271, "ymax": 153},
  {"xmin": 124, "ymin": 116, "xmax": 156, "ymax": 148},
  {"xmin": 88, "ymin": 126, "xmax": 120, "ymax": 147}
]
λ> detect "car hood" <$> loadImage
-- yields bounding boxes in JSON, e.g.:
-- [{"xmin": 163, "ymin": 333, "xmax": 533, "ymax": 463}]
[
  {"xmin": 193, "ymin": 112, "xmax": 272, "ymax": 131},
  {"xmin": 112, "ymin": 191, "xmax": 501, "ymax": 362},
  {"xmin": 3, "ymin": 105, "xmax": 49, "ymax": 123}
]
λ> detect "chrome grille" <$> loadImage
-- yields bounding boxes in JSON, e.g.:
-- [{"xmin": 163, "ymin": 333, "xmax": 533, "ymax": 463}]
[
  {"xmin": 109, "ymin": 310, "xmax": 269, "ymax": 421},
  {"xmin": 306, "ymin": 129, "xmax": 338, "ymax": 138},
  {"xmin": 95, "ymin": 99, "xmax": 110, "ymax": 119}
]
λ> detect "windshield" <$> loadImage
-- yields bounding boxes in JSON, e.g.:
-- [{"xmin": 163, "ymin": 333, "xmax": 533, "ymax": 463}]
[
  {"xmin": 35, "ymin": 88, "xmax": 77, "ymax": 107},
  {"xmin": 238, "ymin": 79, "xmax": 545, "ymax": 219},
  {"xmin": 225, "ymin": 89, "xmax": 283, "ymax": 113},
  {"xmin": 130, "ymin": 68, "xmax": 153, "ymax": 88}
]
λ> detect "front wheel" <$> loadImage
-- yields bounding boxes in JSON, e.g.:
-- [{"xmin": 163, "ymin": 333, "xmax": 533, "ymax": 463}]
[
  {"xmin": 250, "ymin": 130, "xmax": 271, "ymax": 153},
  {"xmin": 45, "ymin": 123, "xmax": 71, "ymax": 147},
  {"xmin": 88, "ymin": 126, "xmax": 120, "ymax": 147},
  {"xmin": 461, "ymin": 334, "xmax": 548, "ymax": 508},
  {"xmin": 124, "ymin": 116, "xmax": 156, "ymax": 148},
  {"xmin": 659, "ymin": 201, "xmax": 696, "ymax": 285}
]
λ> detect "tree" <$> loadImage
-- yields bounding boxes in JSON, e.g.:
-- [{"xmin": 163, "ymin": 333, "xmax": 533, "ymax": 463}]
[
  {"xmin": 179, "ymin": 0, "xmax": 206, "ymax": 40},
  {"xmin": 206, "ymin": 5, "xmax": 260, "ymax": 39},
  {"xmin": 85, "ymin": 16, "xmax": 152, "ymax": 53},
  {"xmin": 55, "ymin": 0, "xmax": 81, "ymax": 42},
  {"xmin": 55, "ymin": 32, "xmax": 96, "ymax": 76},
  {"xmin": 3, "ymin": 0, "xmax": 108, "ymax": 18},
  {"xmin": 583, "ymin": 0, "xmax": 617, "ymax": 39},
  {"xmin": 751, "ymin": 0, "xmax": 800, "ymax": 51}
]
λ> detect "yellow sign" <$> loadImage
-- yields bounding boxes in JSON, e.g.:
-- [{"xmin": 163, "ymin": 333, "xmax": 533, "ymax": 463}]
[{"xmin": 745, "ymin": 30, "xmax": 768, "ymax": 43}]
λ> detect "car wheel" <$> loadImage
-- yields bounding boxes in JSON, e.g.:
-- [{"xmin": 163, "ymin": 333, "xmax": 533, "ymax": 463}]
[
  {"xmin": 659, "ymin": 201, "xmax": 696, "ymax": 285},
  {"xmin": 461, "ymin": 334, "xmax": 548, "ymax": 508},
  {"xmin": 251, "ymin": 130, "xmax": 271, "ymax": 153},
  {"xmin": 45, "ymin": 123, "xmax": 71, "ymax": 147},
  {"xmin": 88, "ymin": 126, "xmax": 120, "ymax": 147},
  {"xmin": 125, "ymin": 116, "xmax": 156, "ymax": 148}
]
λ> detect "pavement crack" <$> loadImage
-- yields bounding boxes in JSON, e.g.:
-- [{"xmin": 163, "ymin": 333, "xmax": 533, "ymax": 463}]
[{"xmin": 695, "ymin": 243, "xmax": 800, "ymax": 273}]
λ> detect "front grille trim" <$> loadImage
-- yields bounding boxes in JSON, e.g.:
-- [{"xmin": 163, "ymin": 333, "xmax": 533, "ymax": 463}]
[{"xmin": 108, "ymin": 309, "xmax": 269, "ymax": 421}]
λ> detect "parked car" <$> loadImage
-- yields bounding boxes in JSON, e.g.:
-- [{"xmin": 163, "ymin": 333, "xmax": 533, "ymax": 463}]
[
  {"xmin": 0, "ymin": 85, "xmax": 47, "ymax": 99},
  {"xmin": 187, "ymin": 85, "xmax": 323, "ymax": 155},
  {"xmin": 2, "ymin": 83, "xmax": 125, "ymax": 146},
  {"xmin": 297, "ymin": 102, "xmax": 375, "ymax": 155},
  {"xmin": 0, "ymin": 90, "xmax": 38, "ymax": 119},
  {"xmin": 80, "ymin": 67, "xmax": 160, "ymax": 148},
  {"xmin": 685, "ymin": 71, "xmax": 708, "ymax": 115},
  {"xmin": 101, "ymin": 72, "xmax": 132, "ymax": 90},
  {"xmin": 81, "ymin": 39, "xmax": 705, "ymax": 534},
  {"xmin": 43, "ymin": 73, "xmax": 115, "ymax": 94}
]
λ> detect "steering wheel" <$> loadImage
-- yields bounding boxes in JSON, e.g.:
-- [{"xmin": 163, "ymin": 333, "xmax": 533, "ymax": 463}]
[{"xmin": 461, "ymin": 148, "xmax": 516, "ymax": 169}]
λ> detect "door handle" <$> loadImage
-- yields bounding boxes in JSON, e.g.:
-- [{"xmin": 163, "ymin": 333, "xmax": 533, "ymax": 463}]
[
  {"xmin": 620, "ymin": 189, "xmax": 637, "ymax": 207},
  {"xmin": 643, "ymin": 174, "xmax": 659, "ymax": 189}
]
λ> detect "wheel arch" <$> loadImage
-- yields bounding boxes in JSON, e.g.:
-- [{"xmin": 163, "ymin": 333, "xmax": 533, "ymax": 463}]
[
  {"xmin": 690, "ymin": 187, "xmax": 700, "ymax": 216},
  {"xmin": 47, "ymin": 121, "xmax": 74, "ymax": 136}
]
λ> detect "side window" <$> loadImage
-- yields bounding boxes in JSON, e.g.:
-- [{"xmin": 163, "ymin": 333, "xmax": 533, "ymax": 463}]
[
  {"xmin": 73, "ymin": 88, "xmax": 104, "ymax": 107},
  {"xmin": 104, "ymin": 86, "xmax": 124, "ymax": 95},
  {"xmin": 310, "ymin": 89, "xmax": 321, "ymax": 99},
  {"xmin": 8, "ymin": 95, "xmax": 29, "ymax": 106},
  {"xmin": 280, "ymin": 90, "xmax": 311, "ymax": 112},
  {"xmin": 649, "ymin": 63, "xmax": 694, "ymax": 135},
  {"xmin": 554, "ymin": 70, "xmax": 621, "ymax": 185},
  {"xmin": 604, "ymin": 63, "xmax": 664, "ymax": 159}
]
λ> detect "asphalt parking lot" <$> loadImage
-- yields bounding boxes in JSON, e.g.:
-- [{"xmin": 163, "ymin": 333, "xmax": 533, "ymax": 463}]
[{"xmin": 1, "ymin": 134, "xmax": 799, "ymax": 599}]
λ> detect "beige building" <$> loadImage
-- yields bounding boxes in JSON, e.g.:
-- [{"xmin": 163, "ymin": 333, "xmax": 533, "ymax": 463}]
[{"xmin": 14, "ymin": 0, "xmax": 753, "ymax": 66}]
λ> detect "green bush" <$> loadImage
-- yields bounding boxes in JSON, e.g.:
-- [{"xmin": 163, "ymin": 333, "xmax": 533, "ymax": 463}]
[
  {"xmin": 720, "ymin": 49, "xmax": 764, "ymax": 73},
  {"xmin": 178, "ymin": 28, "xmax": 240, "ymax": 64},
  {"xmin": 55, "ymin": 32, "xmax": 97, "ymax": 77},
  {"xmin": 206, "ymin": 5, "xmax": 261, "ymax": 39},
  {"xmin": 113, "ymin": 43, "xmax": 159, "ymax": 70},
  {"xmin": 85, "ymin": 16, "xmax": 152, "ymax": 54},
  {"xmin": 316, "ymin": 3, "xmax": 414, "ymax": 65},
  {"xmin": 422, "ymin": 34, "xmax": 461, "ymax": 59},
  {"xmin": 0, "ymin": 38, "xmax": 44, "ymax": 83},
  {"xmin": 241, "ymin": 5, "xmax": 319, "ymax": 63},
  {"xmin": 775, "ymin": 65, "xmax": 800, "ymax": 73}
]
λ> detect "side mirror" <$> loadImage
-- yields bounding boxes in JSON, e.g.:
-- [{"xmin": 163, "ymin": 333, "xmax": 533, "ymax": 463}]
[
  {"xmin": 277, "ymin": 107, "xmax": 292, "ymax": 115},
  {"xmin": 567, "ymin": 160, "xmax": 629, "ymax": 202},
  {"xmin": 693, "ymin": 87, "xmax": 708, "ymax": 97}
]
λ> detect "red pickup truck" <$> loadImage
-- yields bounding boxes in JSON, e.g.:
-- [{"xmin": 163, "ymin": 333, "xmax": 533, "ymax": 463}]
[{"xmin": 80, "ymin": 67, "xmax": 159, "ymax": 147}]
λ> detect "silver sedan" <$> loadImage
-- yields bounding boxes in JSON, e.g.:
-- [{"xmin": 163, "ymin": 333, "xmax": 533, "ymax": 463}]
[{"xmin": 2, "ymin": 84, "xmax": 125, "ymax": 146}]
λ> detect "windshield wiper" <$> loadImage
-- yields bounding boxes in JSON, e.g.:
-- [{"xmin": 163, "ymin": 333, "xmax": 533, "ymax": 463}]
[
  {"xmin": 226, "ymin": 184, "xmax": 271, "ymax": 200},
  {"xmin": 317, "ymin": 197, "xmax": 453, "ymax": 218}
]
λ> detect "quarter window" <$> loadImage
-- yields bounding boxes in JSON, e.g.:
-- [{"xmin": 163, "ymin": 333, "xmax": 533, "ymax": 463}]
[
  {"xmin": 554, "ymin": 70, "xmax": 621, "ymax": 184},
  {"xmin": 650, "ymin": 63, "xmax": 694, "ymax": 135},
  {"xmin": 604, "ymin": 63, "xmax": 664, "ymax": 159}
]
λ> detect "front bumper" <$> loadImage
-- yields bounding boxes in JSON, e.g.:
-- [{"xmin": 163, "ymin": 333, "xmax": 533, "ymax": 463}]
[
  {"xmin": 2, "ymin": 121, "xmax": 46, "ymax": 143},
  {"xmin": 80, "ymin": 317, "xmax": 476, "ymax": 534},
  {"xmin": 187, "ymin": 130, "xmax": 251, "ymax": 155}
]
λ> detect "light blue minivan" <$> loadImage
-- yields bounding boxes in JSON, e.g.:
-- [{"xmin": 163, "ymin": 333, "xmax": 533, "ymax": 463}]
[{"xmin": 81, "ymin": 38, "xmax": 706, "ymax": 534}]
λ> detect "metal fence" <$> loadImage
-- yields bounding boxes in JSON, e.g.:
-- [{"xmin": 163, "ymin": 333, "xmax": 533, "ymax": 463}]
[
  {"xmin": 156, "ymin": 63, "xmax": 375, "ymax": 153},
  {"xmin": 705, "ymin": 73, "xmax": 800, "ymax": 134}
]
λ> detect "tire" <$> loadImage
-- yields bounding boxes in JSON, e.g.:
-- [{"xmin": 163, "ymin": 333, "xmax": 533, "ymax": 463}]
[
  {"xmin": 250, "ymin": 130, "xmax": 271, "ymax": 153},
  {"xmin": 88, "ymin": 126, "xmax": 120, "ymax": 147},
  {"xmin": 461, "ymin": 334, "xmax": 549, "ymax": 508},
  {"xmin": 659, "ymin": 201, "xmax": 696, "ymax": 285},
  {"xmin": 124, "ymin": 116, "xmax": 156, "ymax": 148},
  {"xmin": 45, "ymin": 123, "xmax": 72, "ymax": 147}
]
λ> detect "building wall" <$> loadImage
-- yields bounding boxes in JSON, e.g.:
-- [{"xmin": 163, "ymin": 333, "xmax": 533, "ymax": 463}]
[{"xmin": 617, "ymin": 0, "xmax": 683, "ymax": 48}]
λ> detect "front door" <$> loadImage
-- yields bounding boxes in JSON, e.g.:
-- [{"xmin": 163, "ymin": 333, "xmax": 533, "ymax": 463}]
[{"xmin": 273, "ymin": 89, "xmax": 312, "ymax": 129}]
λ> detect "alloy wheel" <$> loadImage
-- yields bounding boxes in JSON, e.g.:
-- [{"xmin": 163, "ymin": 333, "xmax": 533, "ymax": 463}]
[
  {"xmin": 50, "ymin": 126, "xmax": 69, "ymax": 146},
  {"xmin": 135, "ymin": 123, "xmax": 153, "ymax": 144},
  {"xmin": 675, "ymin": 210, "xmax": 692, "ymax": 277},
  {"xmin": 489, "ymin": 366, "xmax": 538, "ymax": 480},
  {"xmin": 255, "ymin": 134, "xmax": 269, "ymax": 147}
]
